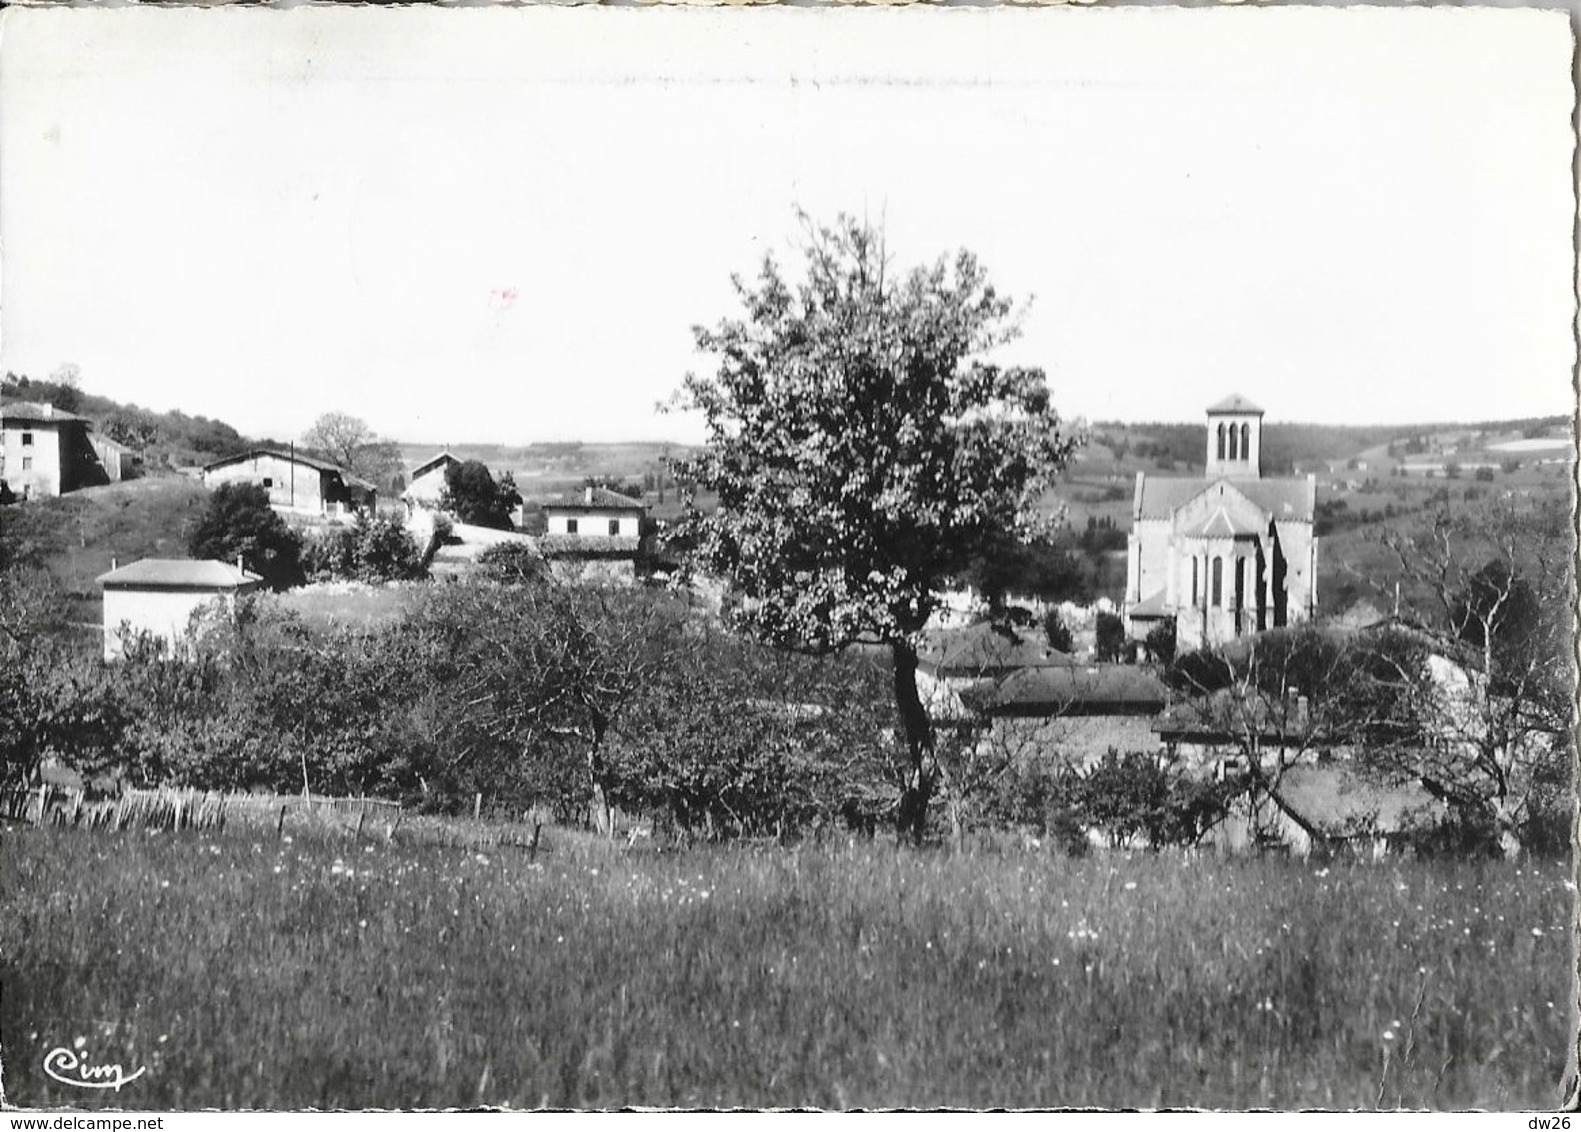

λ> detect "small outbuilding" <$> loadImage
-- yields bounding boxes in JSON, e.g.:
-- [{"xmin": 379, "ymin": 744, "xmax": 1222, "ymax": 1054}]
[{"xmin": 97, "ymin": 557, "xmax": 263, "ymax": 660}]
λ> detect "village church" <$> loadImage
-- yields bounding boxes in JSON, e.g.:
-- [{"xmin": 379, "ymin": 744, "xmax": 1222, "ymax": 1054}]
[{"xmin": 1123, "ymin": 395, "xmax": 1318, "ymax": 652}]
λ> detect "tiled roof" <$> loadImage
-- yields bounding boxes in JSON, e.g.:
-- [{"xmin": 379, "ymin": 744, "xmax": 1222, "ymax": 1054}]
[
  {"xmin": 409, "ymin": 451, "xmax": 461, "ymax": 478},
  {"xmin": 0, "ymin": 401, "xmax": 89, "ymax": 424},
  {"xmin": 541, "ymin": 487, "xmax": 646, "ymax": 512},
  {"xmin": 1134, "ymin": 476, "xmax": 1314, "ymax": 522},
  {"xmin": 204, "ymin": 448, "xmax": 348, "ymax": 476},
  {"xmin": 917, "ymin": 621, "xmax": 1074, "ymax": 676},
  {"xmin": 1129, "ymin": 589, "xmax": 1171, "ymax": 619},
  {"xmin": 965, "ymin": 664, "xmax": 1169, "ymax": 717},
  {"xmin": 1206, "ymin": 393, "xmax": 1265, "ymax": 415},
  {"xmin": 97, "ymin": 558, "xmax": 262, "ymax": 589},
  {"xmin": 1153, "ymin": 686, "xmax": 1321, "ymax": 743}
]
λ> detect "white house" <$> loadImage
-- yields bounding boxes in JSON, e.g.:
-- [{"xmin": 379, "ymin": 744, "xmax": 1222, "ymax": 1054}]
[
  {"xmin": 541, "ymin": 485, "xmax": 645, "ymax": 539},
  {"xmin": 536, "ymin": 486, "xmax": 646, "ymax": 583},
  {"xmin": 1123, "ymin": 395, "xmax": 1318, "ymax": 651},
  {"xmin": 96, "ymin": 557, "xmax": 262, "ymax": 660},
  {"xmin": 404, "ymin": 451, "xmax": 462, "ymax": 510},
  {"xmin": 0, "ymin": 401, "xmax": 104, "ymax": 499}
]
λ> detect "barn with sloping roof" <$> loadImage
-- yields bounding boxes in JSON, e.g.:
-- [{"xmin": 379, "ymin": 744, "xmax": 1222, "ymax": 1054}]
[
  {"xmin": 1124, "ymin": 396, "xmax": 1318, "ymax": 651},
  {"xmin": 202, "ymin": 449, "xmax": 376, "ymax": 516}
]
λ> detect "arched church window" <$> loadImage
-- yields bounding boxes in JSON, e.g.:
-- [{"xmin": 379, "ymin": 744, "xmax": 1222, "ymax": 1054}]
[
  {"xmin": 1228, "ymin": 423, "xmax": 1239, "ymax": 460},
  {"xmin": 1240, "ymin": 422, "xmax": 1250, "ymax": 460},
  {"xmin": 1191, "ymin": 557, "xmax": 1199, "ymax": 605},
  {"xmin": 1211, "ymin": 557, "xmax": 1223, "ymax": 607},
  {"xmin": 1216, "ymin": 423, "xmax": 1226, "ymax": 461}
]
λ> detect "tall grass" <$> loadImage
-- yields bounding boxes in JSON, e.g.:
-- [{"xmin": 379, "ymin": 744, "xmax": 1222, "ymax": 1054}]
[{"xmin": 0, "ymin": 826, "xmax": 1570, "ymax": 1110}]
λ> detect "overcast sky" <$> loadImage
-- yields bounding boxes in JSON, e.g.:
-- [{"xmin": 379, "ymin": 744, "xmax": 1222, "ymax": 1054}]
[{"xmin": 0, "ymin": 7, "xmax": 1573, "ymax": 446}]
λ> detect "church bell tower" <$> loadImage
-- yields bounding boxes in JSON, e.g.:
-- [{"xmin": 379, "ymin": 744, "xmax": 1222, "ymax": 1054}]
[{"xmin": 1204, "ymin": 393, "xmax": 1264, "ymax": 480}]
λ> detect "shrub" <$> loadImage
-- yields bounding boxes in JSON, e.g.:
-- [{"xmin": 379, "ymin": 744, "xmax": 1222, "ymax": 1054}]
[
  {"xmin": 1043, "ymin": 610, "xmax": 1074, "ymax": 653},
  {"xmin": 1095, "ymin": 611, "xmax": 1126, "ymax": 662},
  {"xmin": 304, "ymin": 513, "xmax": 426, "ymax": 583},
  {"xmin": 1145, "ymin": 618, "xmax": 1176, "ymax": 664},
  {"xmin": 476, "ymin": 541, "xmax": 549, "ymax": 586}
]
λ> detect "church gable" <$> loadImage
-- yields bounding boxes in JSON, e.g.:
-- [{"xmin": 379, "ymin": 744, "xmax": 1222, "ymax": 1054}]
[{"xmin": 1170, "ymin": 480, "xmax": 1272, "ymax": 537}]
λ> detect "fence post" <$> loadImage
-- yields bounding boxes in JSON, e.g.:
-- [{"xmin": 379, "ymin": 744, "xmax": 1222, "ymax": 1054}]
[
  {"xmin": 355, "ymin": 811, "xmax": 367, "ymax": 843},
  {"xmin": 474, "ymin": 793, "xmax": 482, "ymax": 822},
  {"xmin": 277, "ymin": 805, "xmax": 287, "ymax": 841}
]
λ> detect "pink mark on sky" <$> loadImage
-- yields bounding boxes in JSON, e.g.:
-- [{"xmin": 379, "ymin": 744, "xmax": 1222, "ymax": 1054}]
[{"xmin": 491, "ymin": 286, "xmax": 518, "ymax": 309}]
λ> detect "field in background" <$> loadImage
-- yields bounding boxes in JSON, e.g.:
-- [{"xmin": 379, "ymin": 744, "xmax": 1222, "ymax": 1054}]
[{"xmin": 1, "ymin": 825, "xmax": 1570, "ymax": 1110}]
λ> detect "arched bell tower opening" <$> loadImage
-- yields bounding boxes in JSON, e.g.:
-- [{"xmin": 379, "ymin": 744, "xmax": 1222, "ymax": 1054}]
[{"xmin": 1204, "ymin": 393, "xmax": 1263, "ymax": 479}]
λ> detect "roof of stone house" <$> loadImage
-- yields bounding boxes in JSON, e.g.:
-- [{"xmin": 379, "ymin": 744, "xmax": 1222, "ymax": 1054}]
[
  {"xmin": 0, "ymin": 401, "xmax": 90, "ymax": 425},
  {"xmin": 201, "ymin": 448, "xmax": 377, "ymax": 493},
  {"xmin": 1133, "ymin": 475, "xmax": 1315, "ymax": 523},
  {"xmin": 1153, "ymin": 686, "xmax": 1325, "ymax": 743},
  {"xmin": 963, "ymin": 664, "xmax": 1170, "ymax": 717},
  {"xmin": 1128, "ymin": 589, "xmax": 1171, "ymax": 619},
  {"xmin": 96, "ymin": 558, "xmax": 263, "ymax": 589},
  {"xmin": 409, "ymin": 451, "xmax": 462, "ymax": 479},
  {"xmin": 1206, "ymin": 393, "xmax": 1265, "ymax": 415},
  {"xmin": 541, "ymin": 486, "xmax": 646, "ymax": 512},
  {"xmin": 90, "ymin": 434, "xmax": 135, "ymax": 454},
  {"xmin": 917, "ymin": 620, "xmax": 1075, "ymax": 676}
]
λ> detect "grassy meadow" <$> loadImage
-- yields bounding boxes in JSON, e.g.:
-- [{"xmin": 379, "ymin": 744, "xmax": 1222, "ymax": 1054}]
[{"xmin": 1, "ymin": 824, "xmax": 1573, "ymax": 1111}]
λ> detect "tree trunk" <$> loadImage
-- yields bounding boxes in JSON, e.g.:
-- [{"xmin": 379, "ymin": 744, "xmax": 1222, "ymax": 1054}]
[
  {"xmin": 1492, "ymin": 795, "xmax": 1524, "ymax": 860},
  {"xmin": 892, "ymin": 639, "xmax": 938, "ymax": 844},
  {"xmin": 586, "ymin": 714, "xmax": 614, "ymax": 840}
]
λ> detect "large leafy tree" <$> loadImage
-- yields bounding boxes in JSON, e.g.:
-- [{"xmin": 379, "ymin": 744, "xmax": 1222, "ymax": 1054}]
[
  {"xmin": 669, "ymin": 215, "xmax": 1082, "ymax": 839},
  {"xmin": 188, "ymin": 482, "xmax": 305, "ymax": 590},
  {"xmin": 302, "ymin": 411, "xmax": 403, "ymax": 488},
  {"xmin": 439, "ymin": 460, "xmax": 522, "ymax": 530}
]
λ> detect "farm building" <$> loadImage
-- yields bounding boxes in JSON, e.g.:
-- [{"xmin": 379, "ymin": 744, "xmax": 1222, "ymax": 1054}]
[
  {"xmin": 957, "ymin": 663, "xmax": 1172, "ymax": 768},
  {"xmin": 202, "ymin": 449, "xmax": 376, "ymax": 516},
  {"xmin": 97, "ymin": 557, "xmax": 263, "ymax": 660},
  {"xmin": 403, "ymin": 451, "xmax": 462, "ymax": 510},
  {"xmin": 89, "ymin": 433, "xmax": 141, "ymax": 483},
  {"xmin": 0, "ymin": 401, "xmax": 106, "ymax": 499},
  {"xmin": 1123, "ymin": 395, "xmax": 1318, "ymax": 652},
  {"xmin": 915, "ymin": 620, "xmax": 1075, "ymax": 719},
  {"xmin": 537, "ymin": 486, "xmax": 646, "ymax": 583}
]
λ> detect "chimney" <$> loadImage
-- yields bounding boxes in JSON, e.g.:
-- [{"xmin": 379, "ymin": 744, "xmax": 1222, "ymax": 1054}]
[
  {"xmin": 585, "ymin": 485, "xmax": 594, "ymax": 504},
  {"xmin": 42, "ymin": 404, "xmax": 52, "ymax": 418},
  {"xmin": 110, "ymin": 555, "xmax": 118, "ymax": 572},
  {"xmin": 237, "ymin": 554, "xmax": 244, "ymax": 573}
]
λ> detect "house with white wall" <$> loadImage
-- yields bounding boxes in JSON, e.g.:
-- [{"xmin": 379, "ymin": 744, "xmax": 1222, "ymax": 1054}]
[
  {"xmin": 404, "ymin": 451, "xmax": 462, "ymax": 510},
  {"xmin": 0, "ymin": 401, "xmax": 105, "ymax": 499},
  {"xmin": 202, "ymin": 449, "xmax": 376, "ymax": 517},
  {"xmin": 537, "ymin": 486, "xmax": 646, "ymax": 582},
  {"xmin": 97, "ymin": 558, "xmax": 262, "ymax": 660}
]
